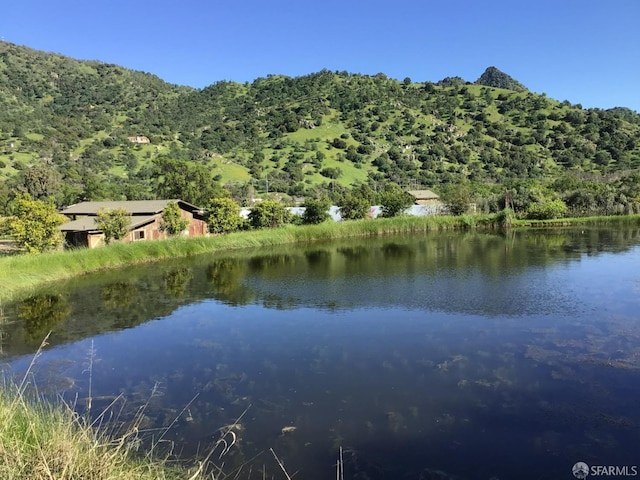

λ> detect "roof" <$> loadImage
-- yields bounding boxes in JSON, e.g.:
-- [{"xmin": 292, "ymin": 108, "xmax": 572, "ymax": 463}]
[
  {"xmin": 60, "ymin": 199, "xmax": 202, "ymax": 216},
  {"xmin": 406, "ymin": 190, "xmax": 440, "ymax": 200},
  {"xmin": 59, "ymin": 215, "xmax": 157, "ymax": 233}
]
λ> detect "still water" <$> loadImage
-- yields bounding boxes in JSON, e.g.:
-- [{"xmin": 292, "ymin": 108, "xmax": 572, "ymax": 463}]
[{"xmin": 2, "ymin": 228, "xmax": 640, "ymax": 479}]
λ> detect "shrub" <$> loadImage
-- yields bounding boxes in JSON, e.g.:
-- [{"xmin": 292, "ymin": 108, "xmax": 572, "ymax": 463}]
[
  {"xmin": 159, "ymin": 202, "xmax": 189, "ymax": 236},
  {"xmin": 379, "ymin": 185, "xmax": 414, "ymax": 218},
  {"xmin": 302, "ymin": 197, "xmax": 330, "ymax": 225},
  {"xmin": 441, "ymin": 184, "xmax": 473, "ymax": 216},
  {"xmin": 526, "ymin": 199, "xmax": 568, "ymax": 220},
  {"xmin": 96, "ymin": 208, "xmax": 131, "ymax": 244},
  {"xmin": 6, "ymin": 193, "xmax": 67, "ymax": 254},
  {"xmin": 331, "ymin": 138, "xmax": 347, "ymax": 149},
  {"xmin": 248, "ymin": 200, "xmax": 291, "ymax": 229},
  {"xmin": 206, "ymin": 197, "xmax": 244, "ymax": 234},
  {"xmin": 320, "ymin": 167, "xmax": 342, "ymax": 179},
  {"xmin": 495, "ymin": 208, "xmax": 514, "ymax": 228},
  {"xmin": 338, "ymin": 192, "xmax": 370, "ymax": 220}
]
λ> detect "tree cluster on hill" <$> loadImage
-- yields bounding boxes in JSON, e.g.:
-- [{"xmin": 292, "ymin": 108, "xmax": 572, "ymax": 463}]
[{"xmin": 475, "ymin": 66, "xmax": 528, "ymax": 91}]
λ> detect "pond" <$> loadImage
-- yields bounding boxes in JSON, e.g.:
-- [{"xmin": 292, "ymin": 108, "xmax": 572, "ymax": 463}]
[{"xmin": 1, "ymin": 228, "xmax": 640, "ymax": 479}]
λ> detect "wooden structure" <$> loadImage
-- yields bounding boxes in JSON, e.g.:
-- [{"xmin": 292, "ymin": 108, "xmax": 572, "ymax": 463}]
[
  {"xmin": 406, "ymin": 189, "xmax": 442, "ymax": 206},
  {"xmin": 59, "ymin": 199, "xmax": 206, "ymax": 248}
]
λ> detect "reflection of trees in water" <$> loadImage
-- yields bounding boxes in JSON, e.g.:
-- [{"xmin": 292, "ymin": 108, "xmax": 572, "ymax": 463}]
[
  {"xmin": 337, "ymin": 245, "xmax": 370, "ymax": 260},
  {"xmin": 558, "ymin": 227, "xmax": 640, "ymax": 255},
  {"xmin": 202, "ymin": 229, "xmax": 640, "ymax": 314},
  {"xmin": 162, "ymin": 267, "xmax": 193, "ymax": 298},
  {"xmin": 202, "ymin": 230, "xmax": 640, "ymax": 312},
  {"xmin": 206, "ymin": 259, "xmax": 254, "ymax": 306},
  {"xmin": 0, "ymin": 306, "xmax": 8, "ymax": 356},
  {"xmin": 18, "ymin": 294, "xmax": 70, "ymax": 341},
  {"xmin": 381, "ymin": 242, "xmax": 416, "ymax": 259},
  {"xmin": 259, "ymin": 293, "xmax": 298, "ymax": 310},
  {"xmin": 100, "ymin": 282, "xmax": 135, "ymax": 309},
  {"xmin": 304, "ymin": 249, "xmax": 331, "ymax": 268},
  {"xmin": 247, "ymin": 253, "xmax": 295, "ymax": 273}
]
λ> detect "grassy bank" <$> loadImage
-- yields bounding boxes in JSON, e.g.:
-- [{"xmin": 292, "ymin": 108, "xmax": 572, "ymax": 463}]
[
  {"xmin": 2, "ymin": 212, "xmax": 640, "ymax": 302},
  {"xmin": 0, "ymin": 215, "xmax": 482, "ymax": 302},
  {"xmin": 512, "ymin": 213, "xmax": 640, "ymax": 228},
  {"xmin": 0, "ymin": 388, "xmax": 207, "ymax": 480},
  {"xmin": 0, "ymin": 333, "xmax": 246, "ymax": 480},
  {"xmin": 1, "ymin": 346, "xmax": 219, "ymax": 480}
]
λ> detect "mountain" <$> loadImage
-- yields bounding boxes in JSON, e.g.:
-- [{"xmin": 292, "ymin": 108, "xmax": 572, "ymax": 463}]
[
  {"xmin": 475, "ymin": 66, "xmax": 527, "ymax": 91},
  {"xmin": 1, "ymin": 41, "xmax": 640, "ymax": 213}
]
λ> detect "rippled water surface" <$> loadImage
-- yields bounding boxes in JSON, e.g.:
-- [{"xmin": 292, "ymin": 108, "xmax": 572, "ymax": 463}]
[{"xmin": 2, "ymin": 228, "xmax": 640, "ymax": 479}]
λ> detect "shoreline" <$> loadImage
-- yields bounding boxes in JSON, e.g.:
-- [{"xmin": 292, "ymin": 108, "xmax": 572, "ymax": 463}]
[{"xmin": 2, "ymin": 213, "xmax": 639, "ymax": 302}]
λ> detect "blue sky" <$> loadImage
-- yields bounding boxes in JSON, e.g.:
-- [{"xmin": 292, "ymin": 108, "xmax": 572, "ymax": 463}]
[{"xmin": 2, "ymin": 0, "xmax": 639, "ymax": 111}]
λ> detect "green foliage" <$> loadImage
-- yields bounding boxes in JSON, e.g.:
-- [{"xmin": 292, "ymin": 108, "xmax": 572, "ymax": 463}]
[
  {"xmin": 338, "ymin": 191, "xmax": 371, "ymax": 220},
  {"xmin": 302, "ymin": 197, "xmax": 331, "ymax": 225},
  {"xmin": 6, "ymin": 193, "xmax": 66, "ymax": 253},
  {"xmin": 331, "ymin": 138, "xmax": 347, "ymax": 149},
  {"xmin": 379, "ymin": 184, "xmax": 414, "ymax": 218},
  {"xmin": 206, "ymin": 197, "xmax": 243, "ymax": 234},
  {"xmin": 560, "ymin": 174, "xmax": 640, "ymax": 216},
  {"xmin": 441, "ymin": 183, "xmax": 473, "ymax": 216},
  {"xmin": 248, "ymin": 200, "xmax": 291, "ymax": 229},
  {"xmin": 475, "ymin": 66, "xmax": 528, "ymax": 91},
  {"xmin": 20, "ymin": 163, "xmax": 63, "ymax": 202},
  {"xmin": 159, "ymin": 201, "xmax": 189, "ymax": 236},
  {"xmin": 526, "ymin": 198, "xmax": 568, "ymax": 220},
  {"xmin": 152, "ymin": 158, "xmax": 224, "ymax": 207},
  {"xmin": 319, "ymin": 167, "xmax": 342, "ymax": 179},
  {"xmin": 0, "ymin": 217, "xmax": 9, "ymax": 237},
  {"xmin": 495, "ymin": 208, "xmax": 515, "ymax": 229},
  {"xmin": 2, "ymin": 41, "xmax": 640, "ymax": 206},
  {"xmin": 95, "ymin": 207, "xmax": 131, "ymax": 244}
]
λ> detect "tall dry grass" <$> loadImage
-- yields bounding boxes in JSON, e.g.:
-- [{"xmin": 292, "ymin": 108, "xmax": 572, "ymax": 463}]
[{"xmin": 0, "ymin": 334, "xmax": 246, "ymax": 480}]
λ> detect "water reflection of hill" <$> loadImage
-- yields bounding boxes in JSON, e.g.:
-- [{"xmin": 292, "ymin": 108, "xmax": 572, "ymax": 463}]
[{"xmin": 1, "ymin": 227, "xmax": 639, "ymax": 359}]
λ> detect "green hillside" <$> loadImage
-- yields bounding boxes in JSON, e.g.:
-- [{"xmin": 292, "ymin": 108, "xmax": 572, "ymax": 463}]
[{"xmin": 1, "ymin": 41, "xmax": 640, "ymax": 214}]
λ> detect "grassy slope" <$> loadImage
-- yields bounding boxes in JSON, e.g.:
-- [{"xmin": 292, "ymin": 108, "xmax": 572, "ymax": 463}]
[{"xmin": 3, "ymin": 41, "xmax": 640, "ymax": 194}]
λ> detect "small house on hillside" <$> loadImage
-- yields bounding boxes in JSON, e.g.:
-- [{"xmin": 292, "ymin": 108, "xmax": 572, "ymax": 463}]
[
  {"xmin": 406, "ymin": 189, "xmax": 442, "ymax": 206},
  {"xmin": 127, "ymin": 135, "xmax": 150, "ymax": 144},
  {"xmin": 59, "ymin": 199, "xmax": 206, "ymax": 248}
]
